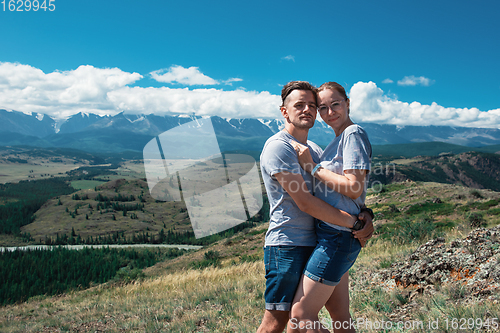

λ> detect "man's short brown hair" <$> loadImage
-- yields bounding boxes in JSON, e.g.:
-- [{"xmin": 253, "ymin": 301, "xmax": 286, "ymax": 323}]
[{"xmin": 281, "ymin": 81, "xmax": 317, "ymax": 107}]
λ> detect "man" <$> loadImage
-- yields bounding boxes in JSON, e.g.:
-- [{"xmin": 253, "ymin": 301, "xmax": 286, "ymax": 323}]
[{"xmin": 256, "ymin": 81, "xmax": 373, "ymax": 333}]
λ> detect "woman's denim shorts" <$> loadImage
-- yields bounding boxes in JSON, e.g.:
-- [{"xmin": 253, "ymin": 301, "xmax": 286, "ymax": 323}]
[{"xmin": 303, "ymin": 221, "xmax": 361, "ymax": 286}]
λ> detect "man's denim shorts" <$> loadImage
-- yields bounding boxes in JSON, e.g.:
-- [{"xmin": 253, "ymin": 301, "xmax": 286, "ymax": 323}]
[
  {"xmin": 263, "ymin": 245, "xmax": 314, "ymax": 311},
  {"xmin": 304, "ymin": 221, "xmax": 361, "ymax": 286}
]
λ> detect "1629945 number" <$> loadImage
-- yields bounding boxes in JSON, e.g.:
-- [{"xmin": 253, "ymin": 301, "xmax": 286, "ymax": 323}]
[{"xmin": 1, "ymin": 0, "xmax": 55, "ymax": 11}]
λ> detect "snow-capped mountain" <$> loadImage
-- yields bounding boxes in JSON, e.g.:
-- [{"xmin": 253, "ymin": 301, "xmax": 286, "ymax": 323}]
[
  {"xmin": 1, "ymin": 109, "xmax": 500, "ymax": 153},
  {"xmin": 0, "ymin": 109, "xmax": 56, "ymax": 138}
]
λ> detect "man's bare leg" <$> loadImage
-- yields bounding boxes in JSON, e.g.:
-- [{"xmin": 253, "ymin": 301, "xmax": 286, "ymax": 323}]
[{"xmin": 257, "ymin": 309, "xmax": 290, "ymax": 333}]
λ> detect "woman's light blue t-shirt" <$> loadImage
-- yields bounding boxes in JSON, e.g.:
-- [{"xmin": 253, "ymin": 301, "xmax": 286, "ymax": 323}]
[{"xmin": 315, "ymin": 124, "xmax": 372, "ymax": 231}]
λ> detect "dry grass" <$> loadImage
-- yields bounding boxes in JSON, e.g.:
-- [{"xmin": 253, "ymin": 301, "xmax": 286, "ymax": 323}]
[
  {"xmin": 2, "ymin": 247, "xmax": 498, "ymax": 332},
  {"xmin": 0, "ymin": 262, "xmax": 266, "ymax": 332}
]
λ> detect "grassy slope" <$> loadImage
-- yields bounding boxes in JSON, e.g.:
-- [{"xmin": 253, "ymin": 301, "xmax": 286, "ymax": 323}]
[
  {"xmin": 21, "ymin": 178, "xmax": 193, "ymax": 243},
  {"xmin": 1, "ymin": 181, "xmax": 500, "ymax": 332}
]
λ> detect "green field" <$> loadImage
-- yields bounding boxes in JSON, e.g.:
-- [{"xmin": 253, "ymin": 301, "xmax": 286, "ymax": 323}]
[
  {"xmin": 70, "ymin": 180, "xmax": 108, "ymax": 190},
  {"xmin": 0, "ymin": 160, "xmax": 83, "ymax": 184}
]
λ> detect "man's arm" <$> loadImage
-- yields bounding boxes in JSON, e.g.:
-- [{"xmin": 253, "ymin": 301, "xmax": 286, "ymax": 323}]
[
  {"xmin": 354, "ymin": 212, "xmax": 374, "ymax": 247},
  {"xmin": 274, "ymin": 171, "xmax": 356, "ymax": 228},
  {"xmin": 352, "ymin": 205, "xmax": 374, "ymax": 247}
]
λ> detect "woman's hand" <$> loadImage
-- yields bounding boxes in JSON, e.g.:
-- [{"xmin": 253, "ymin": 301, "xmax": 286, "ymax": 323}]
[{"xmin": 290, "ymin": 141, "xmax": 315, "ymax": 173}]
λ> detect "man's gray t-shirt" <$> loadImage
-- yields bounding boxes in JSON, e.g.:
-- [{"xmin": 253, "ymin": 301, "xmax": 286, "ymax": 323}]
[
  {"xmin": 315, "ymin": 124, "xmax": 371, "ymax": 231},
  {"xmin": 260, "ymin": 131, "xmax": 323, "ymax": 247}
]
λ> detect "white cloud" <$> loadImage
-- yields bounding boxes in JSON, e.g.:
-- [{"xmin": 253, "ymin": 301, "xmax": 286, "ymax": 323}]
[
  {"xmin": 1, "ymin": 62, "xmax": 499, "ymax": 128},
  {"xmin": 349, "ymin": 81, "xmax": 500, "ymax": 128},
  {"xmin": 281, "ymin": 55, "xmax": 295, "ymax": 62},
  {"xmin": 150, "ymin": 65, "xmax": 219, "ymax": 86},
  {"xmin": 397, "ymin": 75, "xmax": 434, "ymax": 86},
  {"xmin": 223, "ymin": 77, "xmax": 243, "ymax": 86},
  {"xmin": 0, "ymin": 62, "xmax": 143, "ymax": 119},
  {"xmin": 107, "ymin": 87, "xmax": 280, "ymax": 118},
  {"xmin": 0, "ymin": 62, "xmax": 280, "ymax": 120},
  {"xmin": 382, "ymin": 78, "xmax": 393, "ymax": 84}
]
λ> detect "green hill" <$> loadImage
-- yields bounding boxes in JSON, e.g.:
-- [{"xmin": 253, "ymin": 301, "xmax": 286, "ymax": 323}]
[
  {"xmin": 370, "ymin": 151, "xmax": 500, "ymax": 192},
  {"xmin": 229, "ymin": 141, "xmax": 500, "ymax": 163},
  {"xmin": 371, "ymin": 141, "xmax": 497, "ymax": 160}
]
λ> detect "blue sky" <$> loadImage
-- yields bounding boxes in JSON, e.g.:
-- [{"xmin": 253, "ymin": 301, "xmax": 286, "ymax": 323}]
[{"xmin": 0, "ymin": 0, "xmax": 499, "ymax": 128}]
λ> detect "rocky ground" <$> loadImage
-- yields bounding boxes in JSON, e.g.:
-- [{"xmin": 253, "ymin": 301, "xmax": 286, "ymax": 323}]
[{"xmin": 372, "ymin": 226, "xmax": 500, "ymax": 325}]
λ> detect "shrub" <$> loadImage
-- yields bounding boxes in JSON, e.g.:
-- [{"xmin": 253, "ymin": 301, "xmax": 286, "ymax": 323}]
[
  {"xmin": 115, "ymin": 266, "xmax": 145, "ymax": 283},
  {"xmin": 488, "ymin": 207, "xmax": 500, "ymax": 216},
  {"xmin": 406, "ymin": 201, "xmax": 455, "ymax": 216},
  {"xmin": 378, "ymin": 258, "xmax": 393, "ymax": 269},
  {"xmin": 204, "ymin": 250, "xmax": 220, "ymax": 261},
  {"xmin": 376, "ymin": 215, "xmax": 436, "ymax": 245},
  {"xmin": 470, "ymin": 190, "xmax": 484, "ymax": 199},
  {"xmin": 190, "ymin": 250, "xmax": 221, "ymax": 269},
  {"xmin": 239, "ymin": 254, "xmax": 261, "ymax": 263},
  {"xmin": 467, "ymin": 212, "xmax": 486, "ymax": 228},
  {"xmin": 389, "ymin": 204, "xmax": 399, "ymax": 213}
]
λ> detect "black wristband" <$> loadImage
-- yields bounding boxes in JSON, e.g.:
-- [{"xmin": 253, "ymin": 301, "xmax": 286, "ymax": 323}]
[
  {"xmin": 351, "ymin": 218, "xmax": 364, "ymax": 231},
  {"xmin": 360, "ymin": 207, "xmax": 374, "ymax": 219}
]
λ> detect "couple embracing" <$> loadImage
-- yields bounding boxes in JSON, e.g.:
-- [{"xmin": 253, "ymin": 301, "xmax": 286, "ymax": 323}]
[{"xmin": 257, "ymin": 81, "xmax": 374, "ymax": 333}]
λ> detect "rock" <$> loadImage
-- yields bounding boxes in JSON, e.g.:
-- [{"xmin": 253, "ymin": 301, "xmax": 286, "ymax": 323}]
[
  {"xmin": 432, "ymin": 197, "xmax": 443, "ymax": 204},
  {"xmin": 376, "ymin": 226, "xmax": 500, "ymax": 295}
]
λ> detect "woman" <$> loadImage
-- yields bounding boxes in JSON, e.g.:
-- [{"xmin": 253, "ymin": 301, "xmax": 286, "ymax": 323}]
[{"xmin": 289, "ymin": 82, "xmax": 372, "ymax": 333}]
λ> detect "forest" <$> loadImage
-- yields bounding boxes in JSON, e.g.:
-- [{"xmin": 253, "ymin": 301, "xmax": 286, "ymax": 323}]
[
  {"xmin": 0, "ymin": 246, "xmax": 187, "ymax": 305},
  {"xmin": 41, "ymin": 219, "xmax": 265, "ymax": 246},
  {"xmin": 0, "ymin": 178, "xmax": 75, "ymax": 235}
]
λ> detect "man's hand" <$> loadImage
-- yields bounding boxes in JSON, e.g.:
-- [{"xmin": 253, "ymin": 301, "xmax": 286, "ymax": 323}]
[{"xmin": 352, "ymin": 210, "xmax": 374, "ymax": 247}]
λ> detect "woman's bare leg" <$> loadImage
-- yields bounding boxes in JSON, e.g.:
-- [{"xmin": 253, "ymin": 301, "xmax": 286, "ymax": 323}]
[
  {"xmin": 324, "ymin": 273, "xmax": 355, "ymax": 333},
  {"xmin": 289, "ymin": 275, "xmax": 336, "ymax": 333}
]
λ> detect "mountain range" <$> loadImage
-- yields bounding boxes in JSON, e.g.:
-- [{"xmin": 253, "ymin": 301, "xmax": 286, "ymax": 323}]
[{"xmin": 1, "ymin": 109, "xmax": 500, "ymax": 153}]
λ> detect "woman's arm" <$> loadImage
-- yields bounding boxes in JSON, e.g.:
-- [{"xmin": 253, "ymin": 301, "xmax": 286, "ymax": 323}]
[
  {"xmin": 315, "ymin": 168, "xmax": 367, "ymax": 200},
  {"xmin": 274, "ymin": 171, "xmax": 356, "ymax": 228},
  {"xmin": 291, "ymin": 141, "xmax": 367, "ymax": 200}
]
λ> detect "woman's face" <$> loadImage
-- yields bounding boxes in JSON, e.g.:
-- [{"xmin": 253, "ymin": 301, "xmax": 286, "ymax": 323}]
[{"xmin": 317, "ymin": 88, "xmax": 351, "ymax": 136}]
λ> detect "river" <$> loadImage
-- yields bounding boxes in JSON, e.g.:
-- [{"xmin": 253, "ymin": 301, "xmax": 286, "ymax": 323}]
[{"xmin": 0, "ymin": 244, "xmax": 203, "ymax": 252}]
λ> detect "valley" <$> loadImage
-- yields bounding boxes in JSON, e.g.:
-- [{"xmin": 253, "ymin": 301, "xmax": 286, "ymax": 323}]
[
  {"xmin": 0, "ymin": 142, "xmax": 499, "ymax": 331},
  {"xmin": 1, "ymin": 180, "xmax": 499, "ymax": 332},
  {"xmin": 2, "ymin": 143, "xmax": 500, "ymax": 248}
]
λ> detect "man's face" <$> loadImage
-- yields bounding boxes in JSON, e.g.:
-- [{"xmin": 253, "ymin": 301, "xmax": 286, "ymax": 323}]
[{"xmin": 281, "ymin": 90, "xmax": 317, "ymax": 129}]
